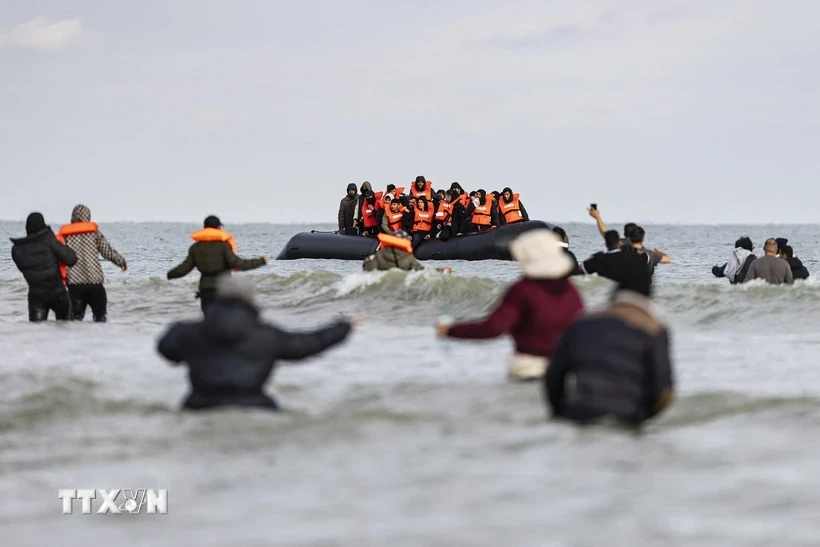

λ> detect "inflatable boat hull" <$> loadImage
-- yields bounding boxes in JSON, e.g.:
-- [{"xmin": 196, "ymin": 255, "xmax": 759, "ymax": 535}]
[{"xmin": 276, "ymin": 220, "xmax": 561, "ymax": 261}]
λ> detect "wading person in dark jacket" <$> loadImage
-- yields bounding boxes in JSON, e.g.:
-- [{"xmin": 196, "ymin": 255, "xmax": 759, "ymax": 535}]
[
  {"xmin": 10, "ymin": 212, "xmax": 78, "ymax": 321},
  {"xmin": 545, "ymin": 271, "xmax": 675, "ymax": 428},
  {"xmin": 57, "ymin": 204, "xmax": 127, "ymax": 322},
  {"xmin": 779, "ymin": 246, "xmax": 809, "ymax": 280},
  {"xmin": 437, "ymin": 230, "xmax": 583, "ymax": 380},
  {"xmin": 157, "ymin": 274, "xmax": 358, "ymax": 411},
  {"xmin": 167, "ymin": 215, "xmax": 268, "ymax": 313},
  {"xmin": 338, "ymin": 183, "xmax": 359, "ymax": 235}
]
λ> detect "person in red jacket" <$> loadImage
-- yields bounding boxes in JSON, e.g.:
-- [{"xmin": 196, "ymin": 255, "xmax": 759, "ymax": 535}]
[{"xmin": 436, "ymin": 229, "xmax": 584, "ymax": 381}]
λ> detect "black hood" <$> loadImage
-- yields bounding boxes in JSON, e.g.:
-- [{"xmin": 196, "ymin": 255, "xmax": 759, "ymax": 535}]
[
  {"xmin": 202, "ymin": 298, "xmax": 260, "ymax": 345},
  {"xmin": 26, "ymin": 212, "xmax": 47, "ymax": 235},
  {"xmin": 449, "ymin": 182, "xmax": 464, "ymax": 192},
  {"xmin": 502, "ymin": 186, "xmax": 513, "ymax": 197},
  {"xmin": 10, "ymin": 226, "xmax": 53, "ymax": 245}
]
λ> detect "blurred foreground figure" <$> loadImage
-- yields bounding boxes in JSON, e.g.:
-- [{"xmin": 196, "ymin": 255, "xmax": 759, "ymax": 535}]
[
  {"xmin": 545, "ymin": 272, "xmax": 674, "ymax": 427},
  {"xmin": 437, "ymin": 230, "xmax": 583, "ymax": 381},
  {"xmin": 157, "ymin": 274, "xmax": 356, "ymax": 411}
]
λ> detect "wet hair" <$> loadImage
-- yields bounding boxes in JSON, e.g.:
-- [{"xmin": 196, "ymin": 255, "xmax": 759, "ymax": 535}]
[
  {"xmin": 551, "ymin": 226, "xmax": 568, "ymax": 243},
  {"xmin": 781, "ymin": 245, "xmax": 794, "ymax": 259},
  {"xmin": 623, "ymin": 223, "xmax": 637, "ymax": 239},
  {"xmin": 628, "ymin": 226, "xmax": 645, "ymax": 244},
  {"xmin": 734, "ymin": 236, "xmax": 753, "ymax": 251},
  {"xmin": 604, "ymin": 230, "xmax": 621, "ymax": 250}
]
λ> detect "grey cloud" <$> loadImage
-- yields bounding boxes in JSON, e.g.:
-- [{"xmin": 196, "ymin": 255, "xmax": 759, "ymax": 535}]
[{"xmin": 0, "ymin": 17, "xmax": 83, "ymax": 50}]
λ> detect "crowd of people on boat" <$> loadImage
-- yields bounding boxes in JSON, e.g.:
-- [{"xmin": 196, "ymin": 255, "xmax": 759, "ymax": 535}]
[{"xmin": 338, "ymin": 176, "xmax": 529, "ymax": 248}]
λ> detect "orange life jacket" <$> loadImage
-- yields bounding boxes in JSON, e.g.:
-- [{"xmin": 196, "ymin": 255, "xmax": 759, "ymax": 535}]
[
  {"xmin": 435, "ymin": 201, "xmax": 453, "ymax": 224},
  {"xmin": 410, "ymin": 181, "xmax": 432, "ymax": 200},
  {"xmin": 55, "ymin": 222, "xmax": 99, "ymax": 284},
  {"xmin": 471, "ymin": 201, "xmax": 492, "ymax": 226},
  {"xmin": 360, "ymin": 200, "xmax": 378, "ymax": 229},
  {"xmin": 191, "ymin": 228, "xmax": 237, "ymax": 253},
  {"xmin": 384, "ymin": 210, "xmax": 405, "ymax": 233},
  {"xmin": 394, "ymin": 186, "xmax": 406, "ymax": 198},
  {"xmin": 413, "ymin": 206, "xmax": 433, "ymax": 232},
  {"xmin": 456, "ymin": 193, "xmax": 470, "ymax": 208},
  {"xmin": 377, "ymin": 233, "xmax": 413, "ymax": 254},
  {"xmin": 499, "ymin": 193, "xmax": 523, "ymax": 223}
]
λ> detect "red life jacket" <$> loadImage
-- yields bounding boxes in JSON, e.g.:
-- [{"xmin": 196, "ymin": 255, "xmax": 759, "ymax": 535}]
[{"xmin": 361, "ymin": 200, "xmax": 378, "ymax": 229}]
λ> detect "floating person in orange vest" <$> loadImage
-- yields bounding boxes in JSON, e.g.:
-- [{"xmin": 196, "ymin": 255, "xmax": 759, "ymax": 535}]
[
  {"xmin": 410, "ymin": 196, "xmax": 434, "ymax": 248},
  {"xmin": 167, "ymin": 215, "xmax": 268, "ymax": 313},
  {"xmin": 380, "ymin": 195, "xmax": 409, "ymax": 235},
  {"xmin": 498, "ymin": 187, "xmax": 530, "ymax": 225},
  {"xmin": 11, "ymin": 212, "xmax": 78, "ymax": 322},
  {"xmin": 410, "ymin": 175, "xmax": 433, "ymax": 200},
  {"xmin": 56, "ymin": 204, "xmax": 127, "ymax": 322},
  {"xmin": 464, "ymin": 189, "xmax": 499, "ymax": 233},
  {"xmin": 363, "ymin": 230, "xmax": 452, "ymax": 273}
]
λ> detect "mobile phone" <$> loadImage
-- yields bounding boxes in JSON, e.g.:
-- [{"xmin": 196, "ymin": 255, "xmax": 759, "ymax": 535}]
[{"xmin": 591, "ymin": 203, "xmax": 597, "ymax": 210}]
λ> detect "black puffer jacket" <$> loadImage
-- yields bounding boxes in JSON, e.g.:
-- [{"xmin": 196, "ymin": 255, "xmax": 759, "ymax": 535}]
[
  {"xmin": 786, "ymin": 257, "xmax": 810, "ymax": 280},
  {"xmin": 11, "ymin": 227, "xmax": 78, "ymax": 294},
  {"xmin": 157, "ymin": 298, "xmax": 352, "ymax": 410}
]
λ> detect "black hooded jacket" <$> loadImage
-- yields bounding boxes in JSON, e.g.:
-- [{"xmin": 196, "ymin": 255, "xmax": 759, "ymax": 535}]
[
  {"xmin": 786, "ymin": 257, "xmax": 810, "ymax": 280},
  {"xmin": 157, "ymin": 298, "xmax": 352, "ymax": 410},
  {"xmin": 499, "ymin": 187, "xmax": 530, "ymax": 224},
  {"xmin": 11, "ymin": 227, "xmax": 78, "ymax": 294}
]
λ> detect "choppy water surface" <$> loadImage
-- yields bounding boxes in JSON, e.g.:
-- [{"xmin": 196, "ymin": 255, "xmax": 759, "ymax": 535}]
[{"xmin": 1, "ymin": 221, "xmax": 820, "ymax": 546}]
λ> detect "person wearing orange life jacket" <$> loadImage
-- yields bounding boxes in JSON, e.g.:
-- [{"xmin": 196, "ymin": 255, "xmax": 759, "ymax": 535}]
[
  {"xmin": 380, "ymin": 195, "xmax": 410, "ymax": 235},
  {"xmin": 410, "ymin": 196, "xmax": 434, "ymax": 248},
  {"xmin": 464, "ymin": 189, "xmax": 500, "ymax": 233},
  {"xmin": 10, "ymin": 212, "xmax": 78, "ymax": 322},
  {"xmin": 363, "ymin": 230, "xmax": 453, "ymax": 273},
  {"xmin": 167, "ymin": 215, "xmax": 268, "ymax": 314},
  {"xmin": 432, "ymin": 191, "xmax": 456, "ymax": 240},
  {"xmin": 359, "ymin": 191, "xmax": 383, "ymax": 237},
  {"xmin": 498, "ymin": 187, "xmax": 530, "ymax": 225},
  {"xmin": 57, "ymin": 204, "xmax": 128, "ymax": 322},
  {"xmin": 410, "ymin": 175, "xmax": 433, "ymax": 201}
]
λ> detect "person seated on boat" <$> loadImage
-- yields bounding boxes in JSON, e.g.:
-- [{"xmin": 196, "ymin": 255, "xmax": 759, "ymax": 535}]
[
  {"xmin": 432, "ymin": 191, "xmax": 455, "ymax": 241},
  {"xmin": 356, "ymin": 181, "xmax": 382, "ymax": 233},
  {"xmin": 410, "ymin": 175, "xmax": 433, "ymax": 200},
  {"xmin": 464, "ymin": 189, "xmax": 500, "ymax": 233},
  {"xmin": 410, "ymin": 196, "xmax": 434, "ymax": 248},
  {"xmin": 447, "ymin": 189, "xmax": 469, "ymax": 237},
  {"xmin": 358, "ymin": 191, "xmax": 381, "ymax": 237},
  {"xmin": 363, "ymin": 230, "xmax": 452, "ymax": 273},
  {"xmin": 380, "ymin": 195, "xmax": 410, "ymax": 235},
  {"xmin": 157, "ymin": 273, "xmax": 357, "ymax": 411},
  {"xmin": 498, "ymin": 187, "xmax": 530, "ymax": 225}
]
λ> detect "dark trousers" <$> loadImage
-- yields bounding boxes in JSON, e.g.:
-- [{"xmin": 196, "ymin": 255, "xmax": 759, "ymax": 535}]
[
  {"xmin": 412, "ymin": 230, "xmax": 430, "ymax": 248},
  {"xmin": 68, "ymin": 284, "xmax": 108, "ymax": 322},
  {"xmin": 28, "ymin": 288, "xmax": 71, "ymax": 322},
  {"xmin": 197, "ymin": 289, "xmax": 217, "ymax": 314}
]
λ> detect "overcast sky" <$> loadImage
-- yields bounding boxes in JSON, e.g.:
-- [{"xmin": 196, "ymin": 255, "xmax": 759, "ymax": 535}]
[{"xmin": 1, "ymin": 1, "xmax": 818, "ymax": 225}]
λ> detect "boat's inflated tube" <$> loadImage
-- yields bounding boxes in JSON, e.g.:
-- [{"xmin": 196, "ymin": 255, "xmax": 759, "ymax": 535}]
[{"xmin": 276, "ymin": 220, "xmax": 562, "ymax": 261}]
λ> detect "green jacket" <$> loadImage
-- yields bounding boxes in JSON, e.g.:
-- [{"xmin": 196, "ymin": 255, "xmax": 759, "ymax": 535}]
[
  {"xmin": 363, "ymin": 247, "xmax": 424, "ymax": 272},
  {"xmin": 167, "ymin": 241, "xmax": 266, "ymax": 290}
]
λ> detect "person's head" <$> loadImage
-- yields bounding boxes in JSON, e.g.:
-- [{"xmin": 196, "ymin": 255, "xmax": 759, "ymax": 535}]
[
  {"xmin": 346, "ymin": 183, "xmax": 357, "ymax": 197},
  {"xmin": 628, "ymin": 226, "xmax": 646, "ymax": 245},
  {"xmin": 551, "ymin": 226, "xmax": 568, "ymax": 244},
  {"xmin": 502, "ymin": 187, "xmax": 513, "ymax": 201},
  {"xmin": 366, "ymin": 191, "xmax": 376, "ymax": 205},
  {"xmin": 510, "ymin": 230, "xmax": 574, "ymax": 280},
  {"xmin": 360, "ymin": 181, "xmax": 372, "ymax": 194},
  {"xmin": 780, "ymin": 245, "xmax": 794, "ymax": 259},
  {"xmin": 764, "ymin": 238, "xmax": 778, "ymax": 256},
  {"xmin": 25, "ymin": 212, "xmax": 47, "ymax": 235},
  {"xmin": 450, "ymin": 182, "xmax": 464, "ymax": 193},
  {"xmin": 436, "ymin": 189, "xmax": 446, "ymax": 200},
  {"xmin": 734, "ymin": 236, "xmax": 753, "ymax": 252},
  {"xmin": 477, "ymin": 189, "xmax": 487, "ymax": 205},
  {"xmin": 71, "ymin": 204, "xmax": 91, "ymax": 223},
  {"xmin": 390, "ymin": 199, "xmax": 400, "ymax": 212},
  {"xmin": 604, "ymin": 230, "xmax": 621, "ymax": 251},
  {"xmin": 204, "ymin": 215, "xmax": 222, "ymax": 229},
  {"xmin": 775, "ymin": 237, "xmax": 788, "ymax": 252},
  {"xmin": 386, "ymin": 184, "xmax": 396, "ymax": 193},
  {"xmin": 445, "ymin": 190, "xmax": 457, "ymax": 202},
  {"xmin": 393, "ymin": 229, "xmax": 411, "ymax": 241},
  {"xmin": 414, "ymin": 175, "xmax": 426, "ymax": 190},
  {"xmin": 490, "ymin": 191, "xmax": 499, "ymax": 201},
  {"xmin": 623, "ymin": 223, "xmax": 637, "ymax": 240},
  {"xmin": 416, "ymin": 196, "xmax": 428, "ymax": 210},
  {"xmin": 215, "ymin": 273, "xmax": 258, "ymax": 310}
]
